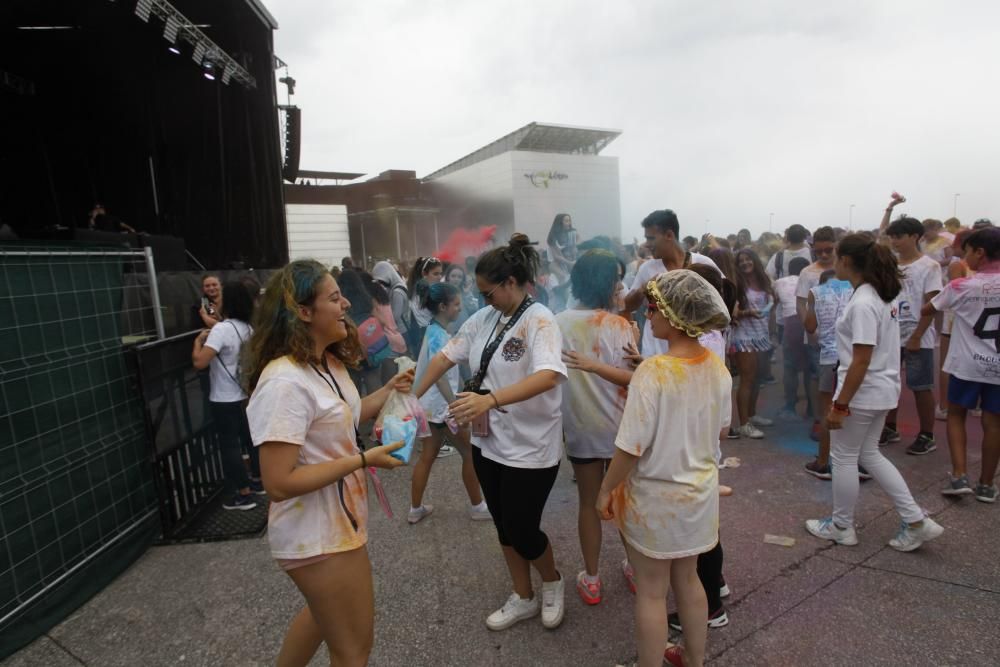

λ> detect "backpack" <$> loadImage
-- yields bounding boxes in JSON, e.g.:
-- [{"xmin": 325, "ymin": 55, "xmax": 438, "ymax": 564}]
[{"xmin": 356, "ymin": 314, "xmax": 392, "ymax": 368}]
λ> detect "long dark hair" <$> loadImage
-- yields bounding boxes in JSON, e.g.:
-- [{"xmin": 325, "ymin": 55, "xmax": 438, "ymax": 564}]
[
  {"xmin": 837, "ymin": 233, "xmax": 903, "ymax": 302},
  {"xmin": 407, "ymin": 256, "xmax": 444, "ymax": 296},
  {"xmin": 476, "ymin": 233, "xmax": 540, "ymax": 286},
  {"xmin": 547, "ymin": 213, "xmax": 573, "ymax": 247},
  {"xmin": 687, "ymin": 264, "xmax": 738, "ymax": 318},
  {"xmin": 220, "ymin": 281, "xmax": 255, "ymax": 323},
  {"xmin": 735, "ymin": 248, "xmax": 774, "ymax": 302},
  {"xmin": 336, "ymin": 267, "xmax": 374, "ymax": 319},
  {"xmin": 359, "ymin": 271, "xmax": 390, "ymax": 306}
]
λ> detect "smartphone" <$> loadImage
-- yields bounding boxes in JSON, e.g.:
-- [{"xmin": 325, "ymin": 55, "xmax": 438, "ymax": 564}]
[{"xmin": 471, "ymin": 389, "xmax": 491, "ymax": 437}]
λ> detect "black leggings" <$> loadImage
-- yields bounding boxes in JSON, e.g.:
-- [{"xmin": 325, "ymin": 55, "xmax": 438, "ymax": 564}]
[
  {"xmin": 472, "ymin": 446, "xmax": 559, "ymax": 561},
  {"xmin": 211, "ymin": 400, "xmax": 258, "ymax": 495},
  {"xmin": 697, "ymin": 538, "xmax": 725, "ymax": 612}
]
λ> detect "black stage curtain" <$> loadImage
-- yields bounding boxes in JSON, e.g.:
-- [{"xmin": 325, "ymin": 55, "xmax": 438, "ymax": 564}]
[{"xmin": 0, "ymin": 0, "xmax": 287, "ymax": 269}]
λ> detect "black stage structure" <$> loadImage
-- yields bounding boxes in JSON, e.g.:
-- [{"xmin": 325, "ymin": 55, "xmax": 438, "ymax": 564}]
[
  {"xmin": 0, "ymin": 0, "xmax": 287, "ymax": 269},
  {"xmin": 1, "ymin": 1, "xmax": 286, "ymax": 658}
]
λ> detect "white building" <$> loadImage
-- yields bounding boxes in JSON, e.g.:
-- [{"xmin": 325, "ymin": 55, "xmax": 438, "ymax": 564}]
[{"xmin": 425, "ymin": 122, "xmax": 622, "ymax": 249}]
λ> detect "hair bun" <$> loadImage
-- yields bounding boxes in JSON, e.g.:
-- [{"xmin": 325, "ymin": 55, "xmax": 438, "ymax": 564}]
[{"xmin": 509, "ymin": 233, "xmax": 532, "ymax": 248}]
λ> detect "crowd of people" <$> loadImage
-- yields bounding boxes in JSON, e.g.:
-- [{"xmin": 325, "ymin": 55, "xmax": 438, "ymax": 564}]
[{"xmin": 184, "ymin": 202, "xmax": 1000, "ymax": 666}]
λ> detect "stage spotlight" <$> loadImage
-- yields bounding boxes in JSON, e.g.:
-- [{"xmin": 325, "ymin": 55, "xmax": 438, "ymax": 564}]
[
  {"xmin": 163, "ymin": 15, "xmax": 180, "ymax": 44},
  {"xmin": 203, "ymin": 60, "xmax": 217, "ymax": 81},
  {"xmin": 135, "ymin": 0, "xmax": 154, "ymax": 22},
  {"xmin": 222, "ymin": 62, "xmax": 237, "ymax": 85},
  {"xmin": 168, "ymin": 44, "xmax": 181, "ymax": 55}
]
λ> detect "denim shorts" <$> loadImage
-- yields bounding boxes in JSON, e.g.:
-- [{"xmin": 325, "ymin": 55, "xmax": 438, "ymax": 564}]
[
  {"xmin": 947, "ymin": 375, "xmax": 1000, "ymax": 414},
  {"xmin": 901, "ymin": 348, "xmax": 935, "ymax": 391}
]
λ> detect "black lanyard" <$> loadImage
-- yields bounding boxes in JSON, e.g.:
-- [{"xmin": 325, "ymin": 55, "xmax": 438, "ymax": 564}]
[
  {"xmin": 310, "ymin": 357, "xmax": 364, "ymax": 449},
  {"xmin": 466, "ymin": 296, "xmax": 533, "ymax": 393}
]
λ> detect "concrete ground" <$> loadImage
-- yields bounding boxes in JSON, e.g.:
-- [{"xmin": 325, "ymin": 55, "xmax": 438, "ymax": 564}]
[{"xmin": 4, "ymin": 382, "xmax": 999, "ymax": 666}]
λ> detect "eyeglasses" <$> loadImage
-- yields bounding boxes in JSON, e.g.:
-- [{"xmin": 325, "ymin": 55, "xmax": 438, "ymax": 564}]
[{"xmin": 480, "ymin": 283, "xmax": 503, "ymax": 301}]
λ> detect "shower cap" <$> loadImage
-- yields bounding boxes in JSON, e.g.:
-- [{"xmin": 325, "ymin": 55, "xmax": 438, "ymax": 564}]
[{"xmin": 646, "ymin": 270, "xmax": 730, "ymax": 338}]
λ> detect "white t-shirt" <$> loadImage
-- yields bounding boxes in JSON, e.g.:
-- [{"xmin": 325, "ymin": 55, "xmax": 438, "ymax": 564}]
[
  {"xmin": 556, "ymin": 309, "xmax": 633, "ymax": 460},
  {"xmin": 612, "ymin": 351, "xmax": 732, "ymax": 559},
  {"xmin": 631, "ymin": 253, "xmax": 721, "ymax": 356},
  {"xmin": 247, "ymin": 356, "xmax": 366, "ymax": 560},
  {"xmin": 774, "ymin": 275, "xmax": 800, "ymax": 320},
  {"xmin": 204, "ymin": 320, "xmax": 252, "ymax": 402},
  {"xmin": 932, "ymin": 268, "xmax": 1000, "ymax": 384},
  {"xmin": 766, "ymin": 246, "xmax": 813, "ymax": 280},
  {"xmin": 415, "ymin": 321, "xmax": 460, "ymax": 422},
  {"xmin": 810, "ymin": 279, "xmax": 853, "ymax": 365},
  {"xmin": 897, "ymin": 255, "xmax": 942, "ymax": 348},
  {"xmin": 834, "ymin": 284, "xmax": 901, "ymax": 410},
  {"xmin": 442, "ymin": 301, "xmax": 567, "ymax": 468}
]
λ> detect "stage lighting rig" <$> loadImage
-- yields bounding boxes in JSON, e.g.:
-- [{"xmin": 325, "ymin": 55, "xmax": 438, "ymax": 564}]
[{"xmin": 112, "ymin": 0, "xmax": 256, "ymax": 88}]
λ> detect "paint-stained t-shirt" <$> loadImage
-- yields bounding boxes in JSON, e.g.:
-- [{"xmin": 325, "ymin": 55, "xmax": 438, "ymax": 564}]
[
  {"xmin": 612, "ymin": 350, "xmax": 731, "ymax": 559},
  {"xmin": 556, "ymin": 309, "xmax": 634, "ymax": 459}
]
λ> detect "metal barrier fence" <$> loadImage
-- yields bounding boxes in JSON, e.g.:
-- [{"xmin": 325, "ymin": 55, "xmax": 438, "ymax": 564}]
[
  {"xmin": 0, "ymin": 244, "xmax": 162, "ymax": 658},
  {"xmin": 132, "ymin": 330, "xmax": 226, "ymax": 540}
]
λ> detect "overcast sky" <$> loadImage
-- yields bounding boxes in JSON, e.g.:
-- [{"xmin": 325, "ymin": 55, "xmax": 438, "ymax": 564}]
[{"xmin": 264, "ymin": 0, "xmax": 999, "ymax": 241}]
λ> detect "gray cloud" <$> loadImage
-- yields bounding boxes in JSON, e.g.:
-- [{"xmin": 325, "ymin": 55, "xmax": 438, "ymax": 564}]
[{"xmin": 266, "ymin": 0, "xmax": 1000, "ymax": 241}]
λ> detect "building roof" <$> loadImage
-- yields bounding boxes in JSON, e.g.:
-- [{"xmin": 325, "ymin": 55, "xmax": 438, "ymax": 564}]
[{"xmin": 424, "ymin": 122, "xmax": 621, "ymax": 180}]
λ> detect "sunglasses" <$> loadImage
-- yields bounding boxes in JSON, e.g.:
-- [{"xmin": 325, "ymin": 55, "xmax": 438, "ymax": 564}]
[
  {"xmin": 480, "ymin": 283, "xmax": 503, "ymax": 301},
  {"xmin": 421, "ymin": 257, "xmax": 442, "ymax": 272}
]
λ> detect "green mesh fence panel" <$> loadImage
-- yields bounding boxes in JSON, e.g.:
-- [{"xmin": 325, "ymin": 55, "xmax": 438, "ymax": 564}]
[{"xmin": 0, "ymin": 244, "xmax": 159, "ymax": 659}]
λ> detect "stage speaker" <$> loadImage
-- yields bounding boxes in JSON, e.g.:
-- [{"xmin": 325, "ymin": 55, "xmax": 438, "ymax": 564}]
[{"xmin": 281, "ymin": 105, "xmax": 301, "ymax": 183}]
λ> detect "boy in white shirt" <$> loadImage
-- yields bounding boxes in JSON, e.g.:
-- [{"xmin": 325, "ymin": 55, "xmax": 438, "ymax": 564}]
[
  {"xmin": 922, "ymin": 227, "xmax": 1000, "ymax": 503},
  {"xmin": 795, "ymin": 226, "xmax": 838, "ymax": 435},
  {"xmin": 881, "ymin": 217, "xmax": 942, "ymax": 455}
]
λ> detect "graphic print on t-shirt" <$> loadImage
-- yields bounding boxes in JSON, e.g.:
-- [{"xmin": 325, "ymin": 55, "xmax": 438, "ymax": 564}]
[
  {"xmin": 502, "ymin": 336, "xmax": 527, "ymax": 362},
  {"xmin": 933, "ymin": 271, "xmax": 1000, "ymax": 383}
]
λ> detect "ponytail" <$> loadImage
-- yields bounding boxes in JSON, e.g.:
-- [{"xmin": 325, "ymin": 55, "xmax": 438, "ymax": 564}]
[
  {"xmin": 422, "ymin": 281, "xmax": 459, "ymax": 313},
  {"xmin": 475, "ymin": 233, "xmax": 540, "ymax": 286},
  {"xmin": 837, "ymin": 233, "xmax": 903, "ymax": 302}
]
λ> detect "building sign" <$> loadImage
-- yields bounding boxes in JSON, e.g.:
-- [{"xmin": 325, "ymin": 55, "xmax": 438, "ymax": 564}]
[{"xmin": 524, "ymin": 170, "xmax": 569, "ymax": 189}]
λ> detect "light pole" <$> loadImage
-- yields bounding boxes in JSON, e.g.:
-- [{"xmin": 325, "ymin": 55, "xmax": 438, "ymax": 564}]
[
  {"xmin": 769, "ymin": 213, "xmax": 774, "ymax": 233},
  {"xmin": 954, "ymin": 193, "xmax": 960, "ymax": 217},
  {"xmin": 849, "ymin": 204, "xmax": 855, "ymax": 229}
]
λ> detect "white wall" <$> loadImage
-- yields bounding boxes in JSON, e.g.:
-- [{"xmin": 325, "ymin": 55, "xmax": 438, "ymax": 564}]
[
  {"xmin": 285, "ymin": 203, "xmax": 351, "ymax": 267},
  {"xmin": 510, "ymin": 152, "xmax": 622, "ymax": 246}
]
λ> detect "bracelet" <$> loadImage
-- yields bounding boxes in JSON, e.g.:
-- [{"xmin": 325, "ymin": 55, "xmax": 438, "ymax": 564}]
[
  {"xmin": 489, "ymin": 392, "xmax": 508, "ymax": 413},
  {"xmin": 359, "ymin": 450, "xmax": 367, "ymax": 469},
  {"xmin": 832, "ymin": 402, "xmax": 851, "ymax": 415}
]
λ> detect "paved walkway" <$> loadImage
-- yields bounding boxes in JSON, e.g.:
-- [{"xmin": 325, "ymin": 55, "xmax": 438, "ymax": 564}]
[{"xmin": 4, "ymin": 385, "xmax": 999, "ymax": 666}]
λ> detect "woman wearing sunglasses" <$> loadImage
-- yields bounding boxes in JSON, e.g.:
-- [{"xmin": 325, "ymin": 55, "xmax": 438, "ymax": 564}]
[{"xmin": 413, "ymin": 233, "xmax": 569, "ymax": 632}]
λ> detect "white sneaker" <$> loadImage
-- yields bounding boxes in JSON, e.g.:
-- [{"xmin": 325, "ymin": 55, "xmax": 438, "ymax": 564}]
[
  {"xmin": 486, "ymin": 593, "xmax": 539, "ymax": 631},
  {"xmin": 805, "ymin": 517, "xmax": 859, "ymax": 546},
  {"xmin": 469, "ymin": 502, "xmax": 492, "ymax": 521},
  {"xmin": 749, "ymin": 415, "xmax": 773, "ymax": 427},
  {"xmin": 541, "ymin": 575, "xmax": 565, "ymax": 629},
  {"xmin": 436, "ymin": 445, "xmax": 457, "ymax": 458},
  {"xmin": 935, "ymin": 406, "xmax": 948, "ymax": 421},
  {"xmin": 407, "ymin": 504, "xmax": 434, "ymax": 524},
  {"xmin": 740, "ymin": 424, "xmax": 765, "ymax": 439},
  {"xmin": 889, "ymin": 517, "xmax": 944, "ymax": 552}
]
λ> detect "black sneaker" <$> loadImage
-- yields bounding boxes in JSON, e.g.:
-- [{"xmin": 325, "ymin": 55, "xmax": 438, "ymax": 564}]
[
  {"xmin": 906, "ymin": 434, "xmax": 936, "ymax": 456},
  {"xmin": 805, "ymin": 460, "xmax": 832, "ymax": 480},
  {"xmin": 668, "ymin": 607, "xmax": 729, "ymax": 632},
  {"xmin": 858, "ymin": 465, "xmax": 873, "ymax": 481},
  {"xmin": 249, "ymin": 479, "xmax": 267, "ymax": 496},
  {"xmin": 878, "ymin": 426, "xmax": 901, "ymax": 447},
  {"xmin": 223, "ymin": 494, "xmax": 257, "ymax": 511}
]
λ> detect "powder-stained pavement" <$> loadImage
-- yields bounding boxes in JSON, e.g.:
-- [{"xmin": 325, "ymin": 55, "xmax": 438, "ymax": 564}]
[{"xmin": 4, "ymin": 387, "xmax": 999, "ymax": 666}]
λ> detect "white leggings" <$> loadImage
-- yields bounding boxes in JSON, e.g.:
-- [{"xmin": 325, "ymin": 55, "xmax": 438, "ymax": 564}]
[{"xmin": 831, "ymin": 407, "xmax": 925, "ymax": 527}]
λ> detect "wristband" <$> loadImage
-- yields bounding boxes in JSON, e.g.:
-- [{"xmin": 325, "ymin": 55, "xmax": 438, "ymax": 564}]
[
  {"xmin": 360, "ymin": 450, "xmax": 367, "ymax": 469},
  {"xmin": 832, "ymin": 402, "xmax": 851, "ymax": 415},
  {"xmin": 489, "ymin": 392, "xmax": 508, "ymax": 413}
]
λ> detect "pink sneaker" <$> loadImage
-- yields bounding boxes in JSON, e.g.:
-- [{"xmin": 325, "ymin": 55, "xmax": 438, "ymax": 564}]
[
  {"xmin": 575, "ymin": 570, "xmax": 602, "ymax": 605},
  {"xmin": 621, "ymin": 559, "xmax": 636, "ymax": 594}
]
